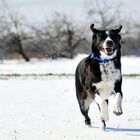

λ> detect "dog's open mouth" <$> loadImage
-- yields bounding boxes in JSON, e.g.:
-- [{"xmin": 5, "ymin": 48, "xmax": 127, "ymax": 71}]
[{"xmin": 102, "ymin": 48, "xmax": 114, "ymax": 55}]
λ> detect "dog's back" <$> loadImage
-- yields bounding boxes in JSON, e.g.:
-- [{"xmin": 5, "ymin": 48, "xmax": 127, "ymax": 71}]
[{"xmin": 75, "ymin": 24, "xmax": 123, "ymax": 129}]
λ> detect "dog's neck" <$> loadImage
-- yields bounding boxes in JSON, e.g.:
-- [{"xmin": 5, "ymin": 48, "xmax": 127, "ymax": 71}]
[{"xmin": 90, "ymin": 52, "xmax": 115, "ymax": 63}]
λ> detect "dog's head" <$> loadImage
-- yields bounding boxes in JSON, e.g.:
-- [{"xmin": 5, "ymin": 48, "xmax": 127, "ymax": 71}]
[{"xmin": 90, "ymin": 24, "xmax": 122, "ymax": 59}]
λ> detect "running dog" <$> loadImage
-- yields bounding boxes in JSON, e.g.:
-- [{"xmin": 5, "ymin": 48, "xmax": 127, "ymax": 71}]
[{"xmin": 75, "ymin": 24, "xmax": 123, "ymax": 129}]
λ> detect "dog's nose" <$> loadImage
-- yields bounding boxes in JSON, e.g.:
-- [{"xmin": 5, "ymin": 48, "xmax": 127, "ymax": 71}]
[{"xmin": 106, "ymin": 40, "xmax": 113, "ymax": 46}]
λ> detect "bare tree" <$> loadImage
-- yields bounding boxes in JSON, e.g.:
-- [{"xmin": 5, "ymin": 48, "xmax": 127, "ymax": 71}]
[
  {"xmin": 86, "ymin": 0, "xmax": 125, "ymax": 28},
  {"xmin": 32, "ymin": 12, "xmax": 87, "ymax": 59},
  {"xmin": 5, "ymin": 14, "xmax": 30, "ymax": 61},
  {"xmin": 0, "ymin": 0, "xmax": 30, "ymax": 61}
]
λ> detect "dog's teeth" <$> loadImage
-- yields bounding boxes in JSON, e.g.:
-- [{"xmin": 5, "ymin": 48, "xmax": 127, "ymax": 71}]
[{"xmin": 109, "ymin": 51, "xmax": 113, "ymax": 54}]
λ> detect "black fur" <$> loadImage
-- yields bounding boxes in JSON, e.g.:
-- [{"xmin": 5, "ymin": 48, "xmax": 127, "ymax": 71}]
[{"xmin": 75, "ymin": 24, "xmax": 123, "ymax": 129}]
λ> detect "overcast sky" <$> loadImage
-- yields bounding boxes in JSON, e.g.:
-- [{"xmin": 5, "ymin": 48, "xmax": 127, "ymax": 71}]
[{"xmin": 1, "ymin": 0, "xmax": 140, "ymax": 23}]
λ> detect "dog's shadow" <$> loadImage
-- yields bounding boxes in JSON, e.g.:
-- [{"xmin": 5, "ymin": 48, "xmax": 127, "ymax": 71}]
[
  {"xmin": 106, "ymin": 127, "xmax": 140, "ymax": 136},
  {"xmin": 88, "ymin": 124, "xmax": 140, "ymax": 136}
]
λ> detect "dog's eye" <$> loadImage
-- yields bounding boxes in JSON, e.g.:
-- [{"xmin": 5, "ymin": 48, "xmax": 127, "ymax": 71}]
[
  {"xmin": 100, "ymin": 33, "xmax": 107, "ymax": 40},
  {"xmin": 111, "ymin": 34, "xmax": 121, "ymax": 40},
  {"xmin": 110, "ymin": 35, "xmax": 115, "ymax": 39}
]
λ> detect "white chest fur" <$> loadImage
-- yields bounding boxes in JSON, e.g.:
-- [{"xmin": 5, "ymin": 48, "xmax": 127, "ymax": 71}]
[
  {"xmin": 100, "ymin": 62, "xmax": 120, "ymax": 82},
  {"xmin": 93, "ymin": 62, "xmax": 121, "ymax": 100}
]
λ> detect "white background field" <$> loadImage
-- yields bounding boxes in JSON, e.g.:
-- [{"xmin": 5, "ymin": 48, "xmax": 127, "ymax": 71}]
[
  {"xmin": 0, "ymin": 78, "xmax": 140, "ymax": 140},
  {"xmin": 0, "ymin": 55, "xmax": 140, "ymax": 140},
  {"xmin": 0, "ymin": 55, "xmax": 140, "ymax": 75}
]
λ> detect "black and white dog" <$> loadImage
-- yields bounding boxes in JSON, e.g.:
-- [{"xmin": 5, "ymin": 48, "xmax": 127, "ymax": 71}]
[{"xmin": 75, "ymin": 24, "xmax": 123, "ymax": 129}]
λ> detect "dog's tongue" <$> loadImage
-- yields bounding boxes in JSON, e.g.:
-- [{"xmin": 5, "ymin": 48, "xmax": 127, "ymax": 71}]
[
  {"xmin": 106, "ymin": 48, "xmax": 113, "ymax": 52},
  {"xmin": 105, "ymin": 48, "xmax": 113, "ymax": 54}
]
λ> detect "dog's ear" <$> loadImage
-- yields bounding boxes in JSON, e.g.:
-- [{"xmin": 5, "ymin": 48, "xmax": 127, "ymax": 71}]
[
  {"xmin": 90, "ymin": 24, "xmax": 97, "ymax": 34},
  {"xmin": 116, "ymin": 25, "xmax": 122, "ymax": 33}
]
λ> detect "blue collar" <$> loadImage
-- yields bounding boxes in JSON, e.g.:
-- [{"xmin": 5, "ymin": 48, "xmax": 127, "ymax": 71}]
[{"xmin": 90, "ymin": 52, "xmax": 113, "ymax": 63}]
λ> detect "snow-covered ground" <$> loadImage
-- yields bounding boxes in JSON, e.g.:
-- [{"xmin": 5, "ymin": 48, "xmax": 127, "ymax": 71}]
[
  {"xmin": 0, "ymin": 55, "xmax": 140, "ymax": 139},
  {"xmin": 0, "ymin": 78, "xmax": 140, "ymax": 140},
  {"xmin": 0, "ymin": 55, "xmax": 140, "ymax": 75}
]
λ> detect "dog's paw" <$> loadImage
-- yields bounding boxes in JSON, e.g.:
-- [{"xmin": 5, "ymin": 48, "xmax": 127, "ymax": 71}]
[
  {"xmin": 85, "ymin": 118, "xmax": 91, "ymax": 126},
  {"xmin": 113, "ymin": 107, "xmax": 123, "ymax": 116},
  {"xmin": 113, "ymin": 93, "xmax": 123, "ymax": 116},
  {"xmin": 100, "ymin": 120, "xmax": 106, "ymax": 131}
]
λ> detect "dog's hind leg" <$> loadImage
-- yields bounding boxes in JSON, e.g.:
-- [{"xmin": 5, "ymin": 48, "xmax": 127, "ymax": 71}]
[{"xmin": 77, "ymin": 92, "xmax": 93, "ymax": 126}]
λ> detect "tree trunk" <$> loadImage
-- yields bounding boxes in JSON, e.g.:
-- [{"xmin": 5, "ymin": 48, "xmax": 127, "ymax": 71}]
[{"xmin": 15, "ymin": 36, "xmax": 30, "ymax": 62}]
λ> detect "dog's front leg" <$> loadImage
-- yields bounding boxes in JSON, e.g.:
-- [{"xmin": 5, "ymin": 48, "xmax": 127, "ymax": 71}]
[
  {"xmin": 94, "ymin": 94, "xmax": 109, "ymax": 130},
  {"xmin": 113, "ymin": 92, "xmax": 123, "ymax": 115}
]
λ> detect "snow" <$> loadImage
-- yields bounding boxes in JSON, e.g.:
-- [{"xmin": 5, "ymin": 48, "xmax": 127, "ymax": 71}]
[
  {"xmin": 0, "ymin": 55, "xmax": 140, "ymax": 75},
  {"xmin": 121, "ymin": 56, "xmax": 140, "ymax": 74},
  {"xmin": 0, "ymin": 78, "xmax": 140, "ymax": 140},
  {"xmin": 0, "ymin": 55, "xmax": 140, "ymax": 139}
]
